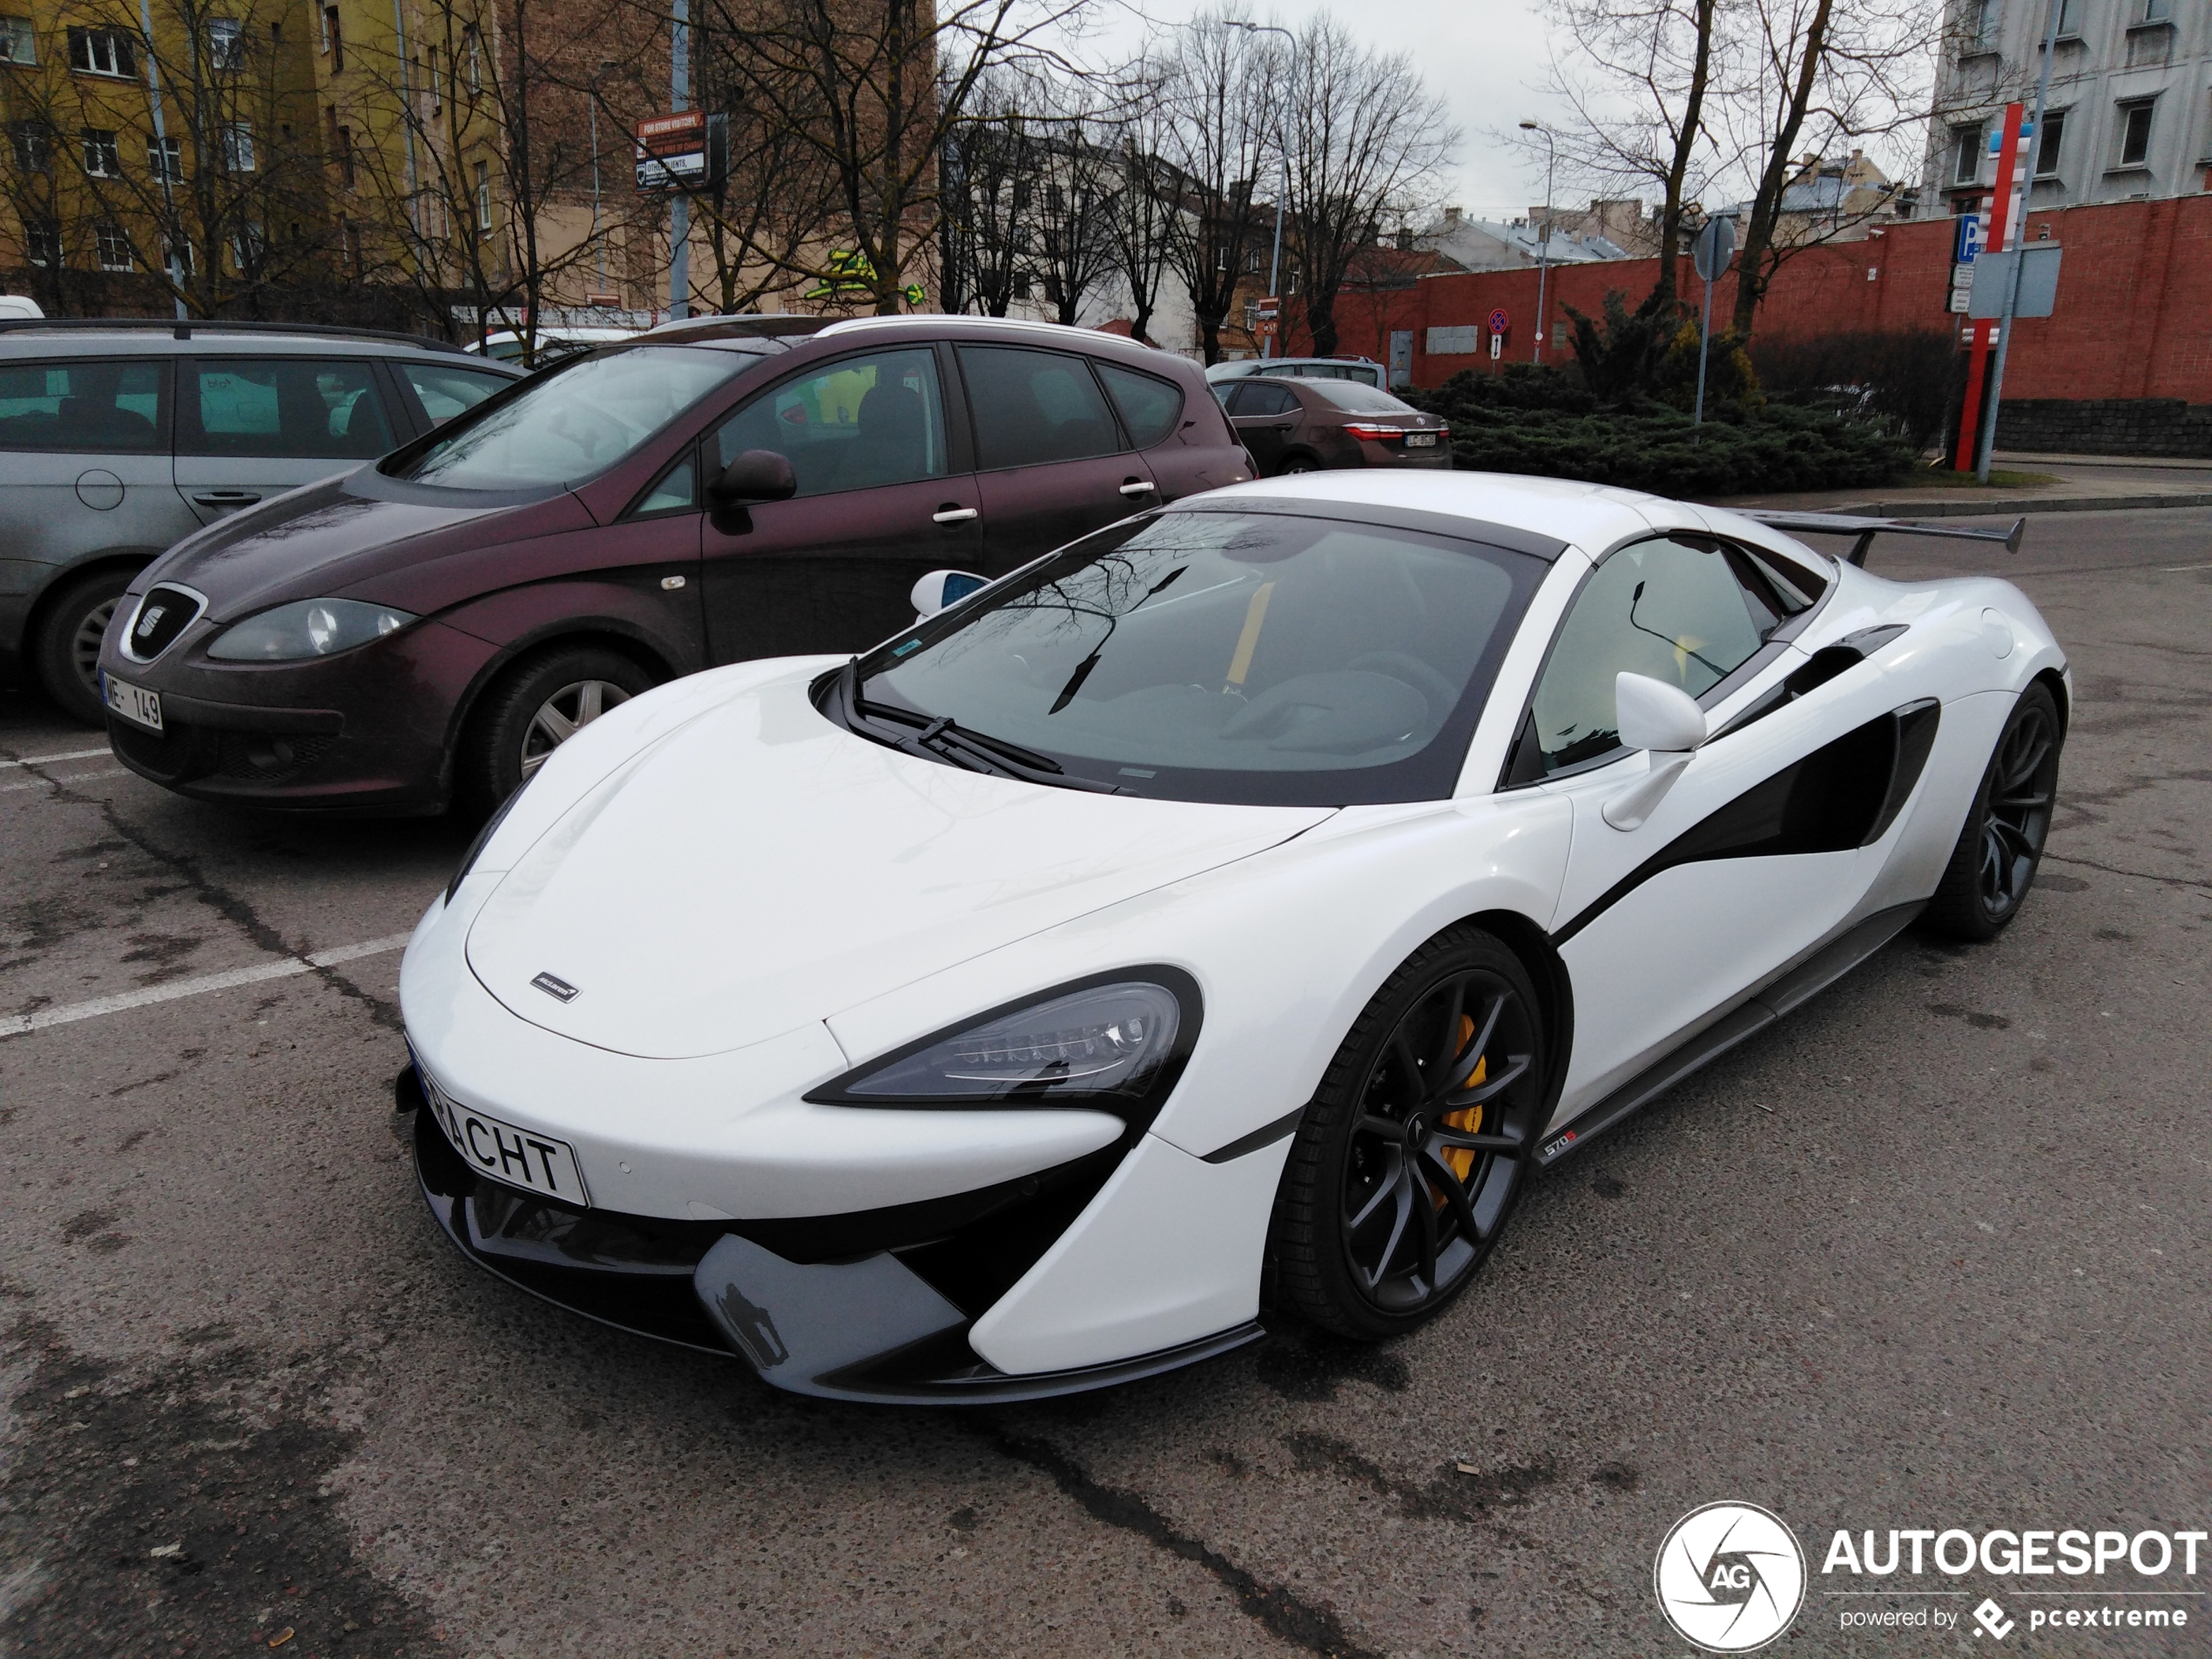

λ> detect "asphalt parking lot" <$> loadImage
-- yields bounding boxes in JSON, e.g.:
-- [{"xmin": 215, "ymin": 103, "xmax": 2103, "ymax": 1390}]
[{"xmin": 3, "ymin": 504, "xmax": 2207, "ymax": 1659}]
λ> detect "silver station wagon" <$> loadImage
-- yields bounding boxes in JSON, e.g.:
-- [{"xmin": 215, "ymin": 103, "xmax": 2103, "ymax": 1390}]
[{"xmin": 0, "ymin": 320, "xmax": 517, "ymax": 723}]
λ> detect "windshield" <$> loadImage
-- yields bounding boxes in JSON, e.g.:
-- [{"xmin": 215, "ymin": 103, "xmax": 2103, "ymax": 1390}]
[
  {"xmin": 388, "ymin": 347, "xmax": 741, "ymax": 489},
  {"xmin": 847, "ymin": 509, "xmax": 1544, "ymax": 806}
]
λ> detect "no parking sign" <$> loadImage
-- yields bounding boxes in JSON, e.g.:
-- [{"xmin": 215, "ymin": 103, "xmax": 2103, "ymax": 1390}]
[{"xmin": 1487, "ymin": 308, "xmax": 1507, "ymax": 361}]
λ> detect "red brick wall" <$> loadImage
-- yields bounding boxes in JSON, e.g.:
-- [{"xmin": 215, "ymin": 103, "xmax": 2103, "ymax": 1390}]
[{"xmin": 1300, "ymin": 196, "xmax": 2212, "ymax": 405}]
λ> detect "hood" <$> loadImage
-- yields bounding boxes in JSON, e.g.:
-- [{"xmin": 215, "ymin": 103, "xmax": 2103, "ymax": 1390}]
[
  {"xmin": 465, "ymin": 675, "xmax": 1333, "ymax": 1059},
  {"xmin": 144, "ymin": 471, "xmax": 591, "ymax": 622}
]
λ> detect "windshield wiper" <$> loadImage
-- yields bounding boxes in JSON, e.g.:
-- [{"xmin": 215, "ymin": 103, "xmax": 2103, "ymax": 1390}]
[{"xmin": 827, "ymin": 660, "xmax": 1121, "ymax": 793}]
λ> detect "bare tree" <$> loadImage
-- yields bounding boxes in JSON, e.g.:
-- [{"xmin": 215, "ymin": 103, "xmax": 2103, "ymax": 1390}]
[
  {"xmin": 1103, "ymin": 60, "xmax": 1179, "ymax": 345},
  {"xmin": 938, "ymin": 65, "xmax": 1039, "ymax": 316},
  {"xmin": 1276, "ymin": 15, "xmax": 1454, "ymax": 358},
  {"xmin": 1156, "ymin": 10, "xmax": 1278, "ymax": 363},
  {"xmin": 1025, "ymin": 78, "xmax": 1118, "ymax": 326}
]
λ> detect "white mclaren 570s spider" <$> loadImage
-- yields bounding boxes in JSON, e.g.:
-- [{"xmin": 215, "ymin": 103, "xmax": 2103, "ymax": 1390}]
[{"xmin": 398, "ymin": 471, "xmax": 2067, "ymax": 1403}]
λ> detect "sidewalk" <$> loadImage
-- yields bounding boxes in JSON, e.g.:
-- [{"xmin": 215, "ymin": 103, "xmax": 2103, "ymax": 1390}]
[{"xmin": 1706, "ymin": 455, "xmax": 2212, "ymax": 519}]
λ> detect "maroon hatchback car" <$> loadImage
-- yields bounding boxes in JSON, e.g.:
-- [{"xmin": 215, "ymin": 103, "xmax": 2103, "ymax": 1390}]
[{"xmin": 96, "ymin": 315, "xmax": 1252, "ymax": 813}]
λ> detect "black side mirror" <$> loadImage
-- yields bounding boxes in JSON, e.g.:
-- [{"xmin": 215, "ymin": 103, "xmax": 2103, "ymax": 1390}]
[{"xmin": 708, "ymin": 448, "xmax": 797, "ymax": 504}]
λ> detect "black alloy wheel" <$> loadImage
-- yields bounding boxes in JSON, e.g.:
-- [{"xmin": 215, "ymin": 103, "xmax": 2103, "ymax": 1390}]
[
  {"xmin": 1278, "ymin": 455, "xmax": 1318, "ymax": 475},
  {"xmin": 32, "ymin": 566, "xmax": 136, "ymax": 726},
  {"xmin": 458, "ymin": 643, "xmax": 658, "ymax": 818},
  {"xmin": 1925, "ymin": 682, "xmax": 2063, "ymax": 941},
  {"xmin": 1272, "ymin": 926, "xmax": 1547, "ymax": 1339}
]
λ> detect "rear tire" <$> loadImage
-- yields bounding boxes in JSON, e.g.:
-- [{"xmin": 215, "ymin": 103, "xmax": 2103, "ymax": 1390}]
[
  {"xmin": 457, "ymin": 644, "xmax": 657, "ymax": 818},
  {"xmin": 1271, "ymin": 925, "xmax": 1547, "ymax": 1341},
  {"xmin": 31, "ymin": 566, "xmax": 135, "ymax": 726},
  {"xmin": 1922, "ymin": 683, "xmax": 2062, "ymax": 941},
  {"xmin": 1277, "ymin": 454, "xmax": 1319, "ymax": 475}
]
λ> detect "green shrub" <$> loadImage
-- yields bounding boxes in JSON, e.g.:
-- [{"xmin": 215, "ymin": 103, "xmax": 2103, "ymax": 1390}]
[{"xmin": 1401, "ymin": 367, "xmax": 1914, "ymax": 496}]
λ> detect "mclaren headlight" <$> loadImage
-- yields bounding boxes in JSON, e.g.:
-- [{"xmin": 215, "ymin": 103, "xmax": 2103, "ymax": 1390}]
[
  {"xmin": 813, "ymin": 971, "xmax": 1199, "ymax": 1117},
  {"xmin": 206, "ymin": 598, "xmax": 416, "ymax": 661}
]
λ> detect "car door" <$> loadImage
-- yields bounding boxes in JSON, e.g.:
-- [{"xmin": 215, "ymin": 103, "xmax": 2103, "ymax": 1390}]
[
  {"xmin": 955, "ymin": 343, "xmax": 1158, "ymax": 575},
  {"xmin": 1516, "ymin": 532, "xmax": 1912, "ymax": 1121},
  {"xmin": 1227, "ymin": 380, "xmax": 1300, "ymax": 475},
  {"xmin": 0, "ymin": 354, "xmax": 185, "ymax": 583},
  {"xmin": 172, "ymin": 354, "xmax": 401, "ymax": 523},
  {"xmin": 698, "ymin": 343, "xmax": 983, "ymax": 662}
]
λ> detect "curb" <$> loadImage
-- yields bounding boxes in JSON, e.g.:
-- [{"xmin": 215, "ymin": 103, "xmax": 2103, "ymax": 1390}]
[{"xmin": 1709, "ymin": 490, "xmax": 2212, "ymax": 518}]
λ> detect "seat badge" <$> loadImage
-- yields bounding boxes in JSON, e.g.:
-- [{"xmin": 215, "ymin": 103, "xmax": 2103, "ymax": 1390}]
[{"xmin": 530, "ymin": 972, "xmax": 580, "ymax": 1002}]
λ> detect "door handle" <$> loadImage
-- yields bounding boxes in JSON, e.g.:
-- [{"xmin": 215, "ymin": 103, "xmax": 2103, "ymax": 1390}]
[
  {"xmin": 1118, "ymin": 479, "xmax": 1157, "ymax": 496},
  {"xmin": 932, "ymin": 506, "xmax": 979, "ymax": 524},
  {"xmin": 192, "ymin": 490, "xmax": 261, "ymax": 506},
  {"xmin": 1270, "ymin": 421, "xmax": 1294, "ymax": 431}
]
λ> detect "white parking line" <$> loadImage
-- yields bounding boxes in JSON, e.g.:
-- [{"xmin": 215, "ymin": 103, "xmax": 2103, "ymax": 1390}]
[
  {"xmin": 0, "ymin": 746, "xmax": 111, "ymax": 770},
  {"xmin": 0, "ymin": 933, "xmax": 413, "ymax": 1038},
  {"xmin": 0, "ymin": 766, "xmax": 127, "ymax": 795}
]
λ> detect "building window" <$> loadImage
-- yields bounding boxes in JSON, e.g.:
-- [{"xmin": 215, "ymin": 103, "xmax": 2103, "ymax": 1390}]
[
  {"xmin": 462, "ymin": 24, "xmax": 480, "ymax": 90},
  {"xmin": 2054, "ymin": 0, "xmax": 2082, "ymax": 32},
  {"xmin": 2118, "ymin": 99, "xmax": 2155, "ymax": 166},
  {"xmin": 341, "ymin": 215, "xmax": 362, "ymax": 274},
  {"xmin": 24, "ymin": 217, "xmax": 59, "ymax": 265},
  {"xmin": 1952, "ymin": 123, "xmax": 1986, "ymax": 184},
  {"xmin": 148, "ymin": 133, "xmax": 181, "ymax": 179},
  {"xmin": 230, "ymin": 220, "xmax": 264, "ymax": 271},
  {"xmin": 2033, "ymin": 108, "xmax": 2067, "ymax": 173},
  {"xmin": 223, "ymin": 121, "xmax": 255, "ymax": 172},
  {"xmin": 11, "ymin": 118, "xmax": 51, "ymax": 172},
  {"xmin": 67, "ymin": 25, "xmax": 135, "ymax": 78},
  {"xmin": 94, "ymin": 219, "xmax": 132, "ymax": 271},
  {"xmin": 206, "ymin": 17, "xmax": 243, "ymax": 67},
  {"xmin": 474, "ymin": 159, "xmax": 490, "ymax": 236},
  {"xmin": 1964, "ymin": 0, "xmax": 2002, "ymax": 50},
  {"xmin": 336, "ymin": 124, "xmax": 354, "ymax": 185},
  {"xmin": 320, "ymin": 5, "xmax": 341, "ymax": 69},
  {"xmin": 2142, "ymin": 0, "xmax": 2169, "ymax": 18},
  {"xmin": 80, "ymin": 127, "xmax": 120, "ymax": 176},
  {"xmin": 1, "ymin": 16, "xmax": 37, "ymax": 63},
  {"xmin": 161, "ymin": 234, "xmax": 194, "ymax": 275}
]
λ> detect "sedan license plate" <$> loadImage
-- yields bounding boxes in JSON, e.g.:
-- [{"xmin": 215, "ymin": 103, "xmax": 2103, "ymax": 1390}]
[
  {"xmin": 102, "ymin": 673, "xmax": 162, "ymax": 732},
  {"xmin": 1405, "ymin": 433, "xmax": 1438, "ymax": 448},
  {"xmin": 424, "ymin": 1081, "xmax": 590, "ymax": 1205}
]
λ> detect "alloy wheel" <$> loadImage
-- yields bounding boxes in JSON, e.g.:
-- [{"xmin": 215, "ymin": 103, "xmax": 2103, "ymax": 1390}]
[
  {"xmin": 1340, "ymin": 968, "xmax": 1540, "ymax": 1313},
  {"xmin": 518, "ymin": 678, "xmax": 631, "ymax": 779},
  {"xmin": 1978, "ymin": 698, "xmax": 2058, "ymax": 919},
  {"xmin": 71, "ymin": 595, "xmax": 121, "ymax": 698}
]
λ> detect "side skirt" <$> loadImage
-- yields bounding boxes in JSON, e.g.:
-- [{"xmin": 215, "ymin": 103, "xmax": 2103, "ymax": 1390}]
[{"xmin": 1535, "ymin": 901, "xmax": 1924, "ymax": 1166}]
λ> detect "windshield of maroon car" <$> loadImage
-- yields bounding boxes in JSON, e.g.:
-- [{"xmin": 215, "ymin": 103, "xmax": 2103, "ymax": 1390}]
[
  {"xmin": 388, "ymin": 347, "xmax": 742, "ymax": 489},
  {"xmin": 857, "ymin": 510, "xmax": 1546, "ymax": 806}
]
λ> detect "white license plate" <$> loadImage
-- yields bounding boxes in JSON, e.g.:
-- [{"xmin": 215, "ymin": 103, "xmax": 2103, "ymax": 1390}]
[
  {"xmin": 1405, "ymin": 433, "xmax": 1438, "ymax": 448},
  {"xmin": 424, "ymin": 1077, "xmax": 590, "ymax": 1205},
  {"xmin": 103, "ymin": 673, "xmax": 162, "ymax": 732}
]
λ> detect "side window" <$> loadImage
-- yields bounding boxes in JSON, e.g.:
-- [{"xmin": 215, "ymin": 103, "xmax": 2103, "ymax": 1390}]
[
  {"xmin": 957, "ymin": 344, "xmax": 1123, "ymax": 469},
  {"xmin": 630, "ymin": 445, "xmax": 697, "ymax": 517},
  {"xmin": 0, "ymin": 358, "xmax": 167, "ymax": 451},
  {"xmin": 1209, "ymin": 381, "xmax": 1235, "ymax": 409},
  {"xmin": 710, "ymin": 347, "xmax": 946, "ymax": 499},
  {"xmin": 1231, "ymin": 381, "xmax": 1298, "ymax": 417},
  {"xmin": 401, "ymin": 361, "xmax": 510, "ymax": 426},
  {"xmin": 182, "ymin": 357, "xmax": 395, "ymax": 459},
  {"xmin": 1095, "ymin": 361, "xmax": 1184, "ymax": 447},
  {"xmin": 1527, "ymin": 536, "xmax": 1783, "ymax": 774}
]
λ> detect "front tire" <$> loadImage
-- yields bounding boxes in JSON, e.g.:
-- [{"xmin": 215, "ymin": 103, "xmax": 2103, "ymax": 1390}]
[
  {"xmin": 1271, "ymin": 926, "xmax": 1547, "ymax": 1340},
  {"xmin": 32, "ymin": 566, "xmax": 135, "ymax": 725},
  {"xmin": 1923, "ymin": 682, "xmax": 2062, "ymax": 941},
  {"xmin": 457, "ymin": 644, "xmax": 657, "ymax": 817}
]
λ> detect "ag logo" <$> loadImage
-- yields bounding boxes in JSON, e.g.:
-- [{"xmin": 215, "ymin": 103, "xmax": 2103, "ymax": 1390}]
[{"xmin": 1654, "ymin": 1501, "xmax": 1806, "ymax": 1652}]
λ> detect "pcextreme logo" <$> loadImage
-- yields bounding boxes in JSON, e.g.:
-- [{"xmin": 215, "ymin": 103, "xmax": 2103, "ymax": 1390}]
[{"xmin": 1654, "ymin": 1502, "xmax": 1808, "ymax": 1652}]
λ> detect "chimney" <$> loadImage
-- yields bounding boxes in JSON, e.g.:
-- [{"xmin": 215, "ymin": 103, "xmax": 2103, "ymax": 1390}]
[{"xmin": 1443, "ymin": 206, "xmax": 1461, "ymax": 227}]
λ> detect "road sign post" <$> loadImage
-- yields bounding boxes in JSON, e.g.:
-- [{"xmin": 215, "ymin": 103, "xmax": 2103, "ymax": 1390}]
[{"xmin": 1690, "ymin": 218, "xmax": 1737, "ymax": 434}]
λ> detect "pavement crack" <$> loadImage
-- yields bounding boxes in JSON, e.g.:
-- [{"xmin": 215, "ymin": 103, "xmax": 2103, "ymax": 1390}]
[
  {"xmin": 29, "ymin": 765, "xmax": 404, "ymax": 1032},
  {"xmin": 2040, "ymin": 852, "xmax": 2212, "ymax": 894},
  {"xmin": 977, "ymin": 1422, "xmax": 1385, "ymax": 1659}
]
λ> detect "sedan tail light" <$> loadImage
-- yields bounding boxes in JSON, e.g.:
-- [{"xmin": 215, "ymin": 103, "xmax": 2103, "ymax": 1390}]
[{"xmin": 1343, "ymin": 423, "xmax": 1409, "ymax": 441}]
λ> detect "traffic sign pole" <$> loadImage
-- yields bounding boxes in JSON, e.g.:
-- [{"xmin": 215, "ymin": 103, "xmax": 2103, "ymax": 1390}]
[
  {"xmin": 1953, "ymin": 102, "xmax": 2024, "ymax": 472},
  {"xmin": 1689, "ymin": 218, "xmax": 1736, "ymax": 435},
  {"xmin": 1975, "ymin": 0, "xmax": 2065, "ymax": 482}
]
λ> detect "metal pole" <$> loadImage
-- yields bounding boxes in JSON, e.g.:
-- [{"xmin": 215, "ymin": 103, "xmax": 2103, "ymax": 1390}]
[
  {"xmin": 590, "ymin": 75, "xmax": 603, "ymax": 296},
  {"xmin": 1693, "ymin": 256, "xmax": 1713, "ymax": 430},
  {"xmin": 136, "ymin": 0, "xmax": 185, "ymax": 318},
  {"xmin": 1521, "ymin": 122, "xmax": 1554, "ymax": 362},
  {"xmin": 1976, "ymin": 0, "xmax": 2063, "ymax": 482},
  {"xmin": 1231, "ymin": 21, "xmax": 1294, "ymax": 358},
  {"xmin": 668, "ymin": 0, "xmax": 689, "ymax": 319}
]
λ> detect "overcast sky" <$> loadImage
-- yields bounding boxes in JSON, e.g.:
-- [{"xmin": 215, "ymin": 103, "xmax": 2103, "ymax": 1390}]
[{"xmin": 1068, "ymin": 0, "xmax": 1584, "ymax": 226}]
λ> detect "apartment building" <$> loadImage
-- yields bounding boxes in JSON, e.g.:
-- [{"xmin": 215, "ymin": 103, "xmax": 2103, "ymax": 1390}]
[{"xmin": 1923, "ymin": 0, "xmax": 2212, "ymax": 213}]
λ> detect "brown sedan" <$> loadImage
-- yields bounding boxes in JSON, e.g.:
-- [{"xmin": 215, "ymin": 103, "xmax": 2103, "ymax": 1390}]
[{"xmin": 1214, "ymin": 376, "xmax": 1451, "ymax": 476}]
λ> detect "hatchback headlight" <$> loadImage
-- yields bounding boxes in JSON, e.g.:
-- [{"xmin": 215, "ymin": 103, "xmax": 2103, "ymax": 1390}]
[
  {"xmin": 813, "ymin": 973, "xmax": 1197, "ymax": 1114},
  {"xmin": 206, "ymin": 598, "xmax": 416, "ymax": 661}
]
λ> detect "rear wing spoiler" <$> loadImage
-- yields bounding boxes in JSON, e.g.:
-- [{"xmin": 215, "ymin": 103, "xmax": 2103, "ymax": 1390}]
[{"xmin": 1745, "ymin": 511, "xmax": 2027, "ymax": 568}]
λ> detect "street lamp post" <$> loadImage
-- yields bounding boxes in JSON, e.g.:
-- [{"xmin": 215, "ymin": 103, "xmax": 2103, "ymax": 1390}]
[
  {"xmin": 1227, "ymin": 20, "xmax": 1293, "ymax": 360},
  {"xmin": 1519, "ymin": 121, "xmax": 1554, "ymax": 363}
]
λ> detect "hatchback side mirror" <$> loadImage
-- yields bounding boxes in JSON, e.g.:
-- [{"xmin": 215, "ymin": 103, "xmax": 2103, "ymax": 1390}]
[
  {"xmin": 708, "ymin": 448, "xmax": 797, "ymax": 505},
  {"xmin": 1604, "ymin": 672, "xmax": 1710, "ymax": 831},
  {"xmin": 910, "ymin": 569, "xmax": 989, "ymax": 618}
]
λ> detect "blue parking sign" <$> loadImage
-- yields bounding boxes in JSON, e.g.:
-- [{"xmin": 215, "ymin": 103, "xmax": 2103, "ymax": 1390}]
[{"xmin": 1954, "ymin": 214, "xmax": 1983, "ymax": 265}]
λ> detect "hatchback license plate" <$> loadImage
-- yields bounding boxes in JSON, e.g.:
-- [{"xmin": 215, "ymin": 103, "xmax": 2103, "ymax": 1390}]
[
  {"xmin": 103, "ymin": 673, "xmax": 162, "ymax": 732},
  {"xmin": 425, "ymin": 1082, "xmax": 590, "ymax": 1205},
  {"xmin": 1405, "ymin": 433, "xmax": 1438, "ymax": 448}
]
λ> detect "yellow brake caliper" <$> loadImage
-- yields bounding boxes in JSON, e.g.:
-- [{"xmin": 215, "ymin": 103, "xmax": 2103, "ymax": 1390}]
[{"xmin": 1440, "ymin": 1013, "xmax": 1485, "ymax": 1192}]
